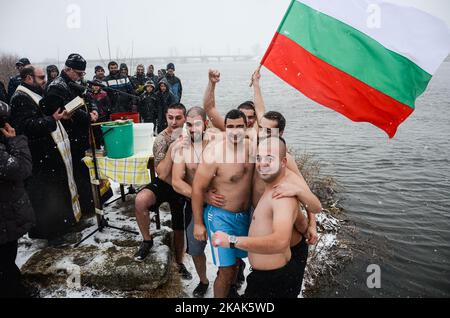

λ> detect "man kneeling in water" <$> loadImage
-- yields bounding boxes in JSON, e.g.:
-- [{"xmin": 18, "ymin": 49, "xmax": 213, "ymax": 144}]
[{"xmin": 213, "ymin": 136, "xmax": 306, "ymax": 298}]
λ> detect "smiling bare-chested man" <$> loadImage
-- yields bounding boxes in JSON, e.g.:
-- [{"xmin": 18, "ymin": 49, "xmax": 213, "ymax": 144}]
[
  {"xmin": 191, "ymin": 109, "xmax": 254, "ymax": 298},
  {"xmin": 213, "ymin": 136, "xmax": 306, "ymax": 298}
]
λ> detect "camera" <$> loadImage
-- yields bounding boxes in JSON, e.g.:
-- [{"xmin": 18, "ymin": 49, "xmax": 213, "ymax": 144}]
[{"xmin": 0, "ymin": 101, "xmax": 11, "ymax": 129}]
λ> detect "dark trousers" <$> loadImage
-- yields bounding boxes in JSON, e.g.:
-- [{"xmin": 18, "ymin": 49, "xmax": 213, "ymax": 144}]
[{"xmin": 0, "ymin": 240, "xmax": 29, "ymax": 298}]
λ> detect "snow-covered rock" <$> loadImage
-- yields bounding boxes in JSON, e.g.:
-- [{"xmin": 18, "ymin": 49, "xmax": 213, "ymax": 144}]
[{"xmin": 21, "ymin": 228, "xmax": 173, "ymax": 291}]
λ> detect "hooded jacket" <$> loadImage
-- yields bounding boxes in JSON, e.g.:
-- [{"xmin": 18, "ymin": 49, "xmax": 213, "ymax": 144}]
[
  {"xmin": 155, "ymin": 77, "xmax": 176, "ymax": 133},
  {"xmin": 165, "ymin": 73, "xmax": 182, "ymax": 103},
  {"xmin": 0, "ymin": 134, "xmax": 35, "ymax": 244},
  {"xmin": 131, "ymin": 74, "xmax": 149, "ymax": 95},
  {"xmin": 46, "ymin": 65, "xmax": 60, "ymax": 83}
]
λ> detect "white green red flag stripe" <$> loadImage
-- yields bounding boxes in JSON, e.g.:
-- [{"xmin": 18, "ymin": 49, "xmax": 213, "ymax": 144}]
[{"xmin": 261, "ymin": 0, "xmax": 450, "ymax": 137}]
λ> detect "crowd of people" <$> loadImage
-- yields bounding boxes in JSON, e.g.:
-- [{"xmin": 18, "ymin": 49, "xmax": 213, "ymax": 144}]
[{"xmin": 0, "ymin": 53, "xmax": 322, "ymax": 299}]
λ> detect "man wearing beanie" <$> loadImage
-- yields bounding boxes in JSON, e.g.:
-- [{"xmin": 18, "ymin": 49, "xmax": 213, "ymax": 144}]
[
  {"xmin": 7, "ymin": 58, "xmax": 31, "ymax": 103},
  {"xmin": 165, "ymin": 62, "xmax": 182, "ymax": 103},
  {"xmin": 93, "ymin": 65, "xmax": 106, "ymax": 83},
  {"xmin": 39, "ymin": 53, "xmax": 99, "ymax": 242}
]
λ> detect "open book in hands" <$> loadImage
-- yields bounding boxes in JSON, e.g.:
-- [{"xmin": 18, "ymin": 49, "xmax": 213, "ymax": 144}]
[{"xmin": 64, "ymin": 96, "xmax": 85, "ymax": 114}]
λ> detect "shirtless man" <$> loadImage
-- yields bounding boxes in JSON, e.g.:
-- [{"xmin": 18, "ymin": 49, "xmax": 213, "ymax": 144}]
[
  {"xmin": 192, "ymin": 109, "xmax": 254, "ymax": 298},
  {"xmin": 203, "ymin": 69, "xmax": 260, "ymax": 133},
  {"xmin": 248, "ymin": 66, "xmax": 321, "ymax": 244},
  {"xmin": 255, "ymin": 111, "xmax": 322, "ymax": 244},
  {"xmin": 213, "ymin": 136, "xmax": 306, "ymax": 298},
  {"xmin": 133, "ymin": 103, "xmax": 192, "ymax": 279},
  {"xmin": 172, "ymin": 106, "xmax": 218, "ymax": 297}
]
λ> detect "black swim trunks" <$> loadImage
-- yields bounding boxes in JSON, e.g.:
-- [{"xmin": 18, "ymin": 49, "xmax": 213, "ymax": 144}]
[
  {"xmin": 243, "ymin": 238, "xmax": 309, "ymax": 298},
  {"xmin": 144, "ymin": 177, "xmax": 187, "ymax": 231}
]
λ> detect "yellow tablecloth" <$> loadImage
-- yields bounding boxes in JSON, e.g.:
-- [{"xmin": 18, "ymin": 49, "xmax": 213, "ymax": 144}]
[{"xmin": 83, "ymin": 151, "xmax": 153, "ymax": 185}]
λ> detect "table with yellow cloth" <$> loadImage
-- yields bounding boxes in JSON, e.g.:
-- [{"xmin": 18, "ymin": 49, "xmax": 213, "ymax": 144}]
[
  {"xmin": 82, "ymin": 150, "xmax": 159, "ymax": 227},
  {"xmin": 83, "ymin": 151, "xmax": 155, "ymax": 186}
]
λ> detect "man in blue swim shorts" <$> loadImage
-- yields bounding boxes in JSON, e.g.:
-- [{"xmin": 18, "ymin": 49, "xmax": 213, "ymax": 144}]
[{"xmin": 192, "ymin": 106, "xmax": 255, "ymax": 298}]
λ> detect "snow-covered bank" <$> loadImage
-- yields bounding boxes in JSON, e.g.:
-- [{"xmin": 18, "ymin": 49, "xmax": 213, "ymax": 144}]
[{"xmin": 17, "ymin": 153, "xmax": 351, "ymax": 298}]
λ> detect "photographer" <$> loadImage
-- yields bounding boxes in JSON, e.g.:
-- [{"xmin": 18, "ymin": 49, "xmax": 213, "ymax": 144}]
[{"xmin": 0, "ymin": 101, "xmax": 35, "ymax": 298}]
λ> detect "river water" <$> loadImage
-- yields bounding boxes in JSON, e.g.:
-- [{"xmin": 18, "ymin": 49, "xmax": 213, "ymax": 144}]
[
  {"xmin": 174, "ymin": 60, "xmax": 449, "ymax": 297},
  {"xmin": 84, "ymin": 59, "xmax": 449, "ymax": 297}
]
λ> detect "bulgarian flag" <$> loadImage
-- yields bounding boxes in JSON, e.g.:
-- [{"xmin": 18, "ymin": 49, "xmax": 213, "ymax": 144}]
[{"xmin": 261, "ymin": 0, "xmax": 450, "ymax": 137}]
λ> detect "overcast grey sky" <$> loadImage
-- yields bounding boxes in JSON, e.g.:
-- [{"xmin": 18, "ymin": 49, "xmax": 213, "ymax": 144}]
[{"xmin": 0, "ymin": 0, "xmax": 449, "ymax": 63}]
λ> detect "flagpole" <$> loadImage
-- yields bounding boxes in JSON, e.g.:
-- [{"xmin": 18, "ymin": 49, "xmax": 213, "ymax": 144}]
[
  {"xmin": 251, "ymin": 0, "xmax": 296, "ymax": 87},
  {"xmin": 260, "ymin": 0, "xmax": 295, "ymax": 66}
]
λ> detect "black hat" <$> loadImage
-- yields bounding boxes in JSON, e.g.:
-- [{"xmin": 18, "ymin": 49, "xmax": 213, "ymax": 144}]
[
  {"xmin": 95, "ymin": 65, "xmax": 104, "ymax": 72},
  {"xmin": 16, "ymin": 58, "xmax": 31, "ymax": 66},
  {"xmin": 166, "ymin": 63, "xmax": 175, "ymax": 70},
  {"xmin": 65, "ymin": 53, "xmax": 86, "ymax": 71}
]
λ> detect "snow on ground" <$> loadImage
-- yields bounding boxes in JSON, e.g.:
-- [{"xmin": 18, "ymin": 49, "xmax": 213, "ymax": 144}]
[{"xmin": 17, "ymin": 183, "xmax": 341, "ymax": 298}]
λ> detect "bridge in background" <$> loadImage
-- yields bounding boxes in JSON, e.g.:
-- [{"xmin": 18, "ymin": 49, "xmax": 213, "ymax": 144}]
[{"xmin": 86, "ymin": 54, "xmax": 257, "ymax": 67}]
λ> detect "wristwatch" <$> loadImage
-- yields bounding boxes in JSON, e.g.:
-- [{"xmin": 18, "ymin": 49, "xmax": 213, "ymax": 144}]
[{"xmin": 229, "ymin": 235, "xmax": 238, "ymax": 249}]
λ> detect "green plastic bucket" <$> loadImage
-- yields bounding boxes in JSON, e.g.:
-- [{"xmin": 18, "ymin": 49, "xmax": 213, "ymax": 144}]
[{"xmin": 101, "ymin": 120, "xmax": 134, "ymax": 159}]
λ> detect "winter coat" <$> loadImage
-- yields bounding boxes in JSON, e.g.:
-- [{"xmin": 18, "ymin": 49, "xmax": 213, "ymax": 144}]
[
  {"xmin": 0, "ymin": 81, "xmax": 7, "ymax": 103},
  {"xmin": 104, "ymin": 73, "xmax": 135, "ymax": 113},
  {"xmin": 155, "ymin": 78, "xmax": 177, "ymax": 133},
  {"xmin": 7, "ymin": 75, "xmax": 21, "ymax": 103},
  {"xmin": 165, "ymin": 74, "xmax": 182, "ymax": 103},
  {"xmin": 0, "ymin": 134, "xmax": 35, "ymax": 245},
  {"xmin": 45, "ymin": 71, "xmax": 95, "ymax": 217},
  {"xmin": 138, "ymin": 91, "xmax": 158, "ymax": 125},
  {"xmin": 131, "ymin": 75, "xmax": 148, "ymax": 95},
  {"xmin": 9, "ymin": 83, "xmax": 79, "ymax": 239}
]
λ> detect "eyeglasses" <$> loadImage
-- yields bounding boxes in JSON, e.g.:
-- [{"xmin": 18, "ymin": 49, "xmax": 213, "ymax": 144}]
[
  {"xmin": 74, "ymin": 70, "xmax": 86, "ymax": 76},
  {"xmin": 69, "ymin": 68, "xmax": 86, "ymax": 76}
]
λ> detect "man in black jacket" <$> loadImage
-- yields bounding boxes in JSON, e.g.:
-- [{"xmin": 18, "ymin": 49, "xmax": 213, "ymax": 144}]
[
  {"xmin": 146, "ymin": 65, "xmax": 159, "ymax": 86},
  {"xmin": 104, "ymin": 61, "xmax": 135, "ymax": 114},
  {"xmin": 165, "ymin": 63, "xmax": 182, "ymax": 103},
  {"xmin": 131, "ymin": 64, "xmax": 148, "ymax": 95},
  {"xmin": 45, "ymin": 54, "xmax": 98, "ymax": 219},
  {"xmin": 7, "ymin": 58, "xmax": 31, "ymax": 103},
  {"xmin": 9, "ymin": 65, "xmax": 84, "ymax": 242},
  {"xmin": 0, "ymin": 81, "xmax": 7, "ymax": 103},
  {"xmin": 0, "ymin": 101, "xmax": 35, "ymax": 298}
]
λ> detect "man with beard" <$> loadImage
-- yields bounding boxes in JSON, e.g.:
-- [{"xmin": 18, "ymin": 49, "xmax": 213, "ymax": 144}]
[
  {"xmin": 165, "ymin": 63, "xmax": 182, "ymax": 103},
  {"xmin": 192, "ymin": 109, "xmax": 254, "ymax": 298},
  {"xmin": 213, "ymin": 136, "xmax": 305, "ymax": 298},
  {"xmin": 155, "ymin": 78, "xmax": 177, "ymax": 133},
  {"xmin": 45, "ymin": 54, "xmax": 99, "ymax": 221},
  {"xmin": 131, "ymin": 64, "xmax": 148, "ymax": 95},
  {"xmin": 251, "ymin": 68, "xmax": 321, "ymax": 247},
  {"xmin": 172, "ymin": 107, "xmax": 220, "ymax": 297},
  {"xmin": 134, "ymin": 103, "xmax": 192, "ymax": 280},
  {"xmin": 104, "ymin": 61, "xmax": 135, "ymax": 114},
  {"xmin": 146, "ymin": 64, "xmax": 159, "ymax": 86},
  {"xmin": 9, "ymin": 65, "xmax": 83, "ymax": 244}
]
